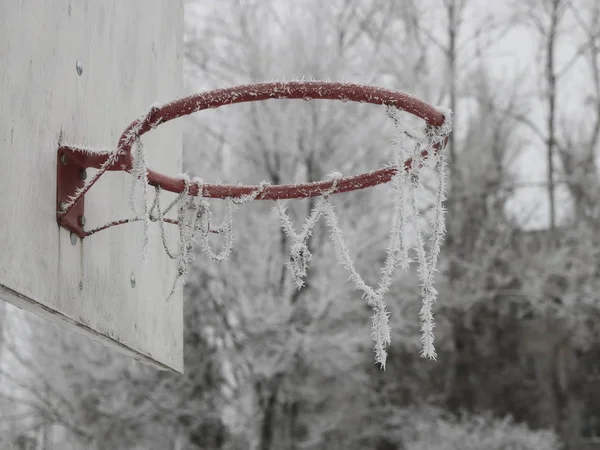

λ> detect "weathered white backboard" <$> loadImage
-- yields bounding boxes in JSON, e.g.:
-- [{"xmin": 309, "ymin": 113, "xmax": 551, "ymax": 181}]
[{"xmin": 0, "ymin": 1, "xmax": 184, "ymax": 371}]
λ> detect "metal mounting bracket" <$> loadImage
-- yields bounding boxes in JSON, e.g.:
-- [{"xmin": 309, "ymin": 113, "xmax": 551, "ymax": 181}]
[{"xmin": 56, "ymin": 147, "xmax": 88, "ymax": 238}]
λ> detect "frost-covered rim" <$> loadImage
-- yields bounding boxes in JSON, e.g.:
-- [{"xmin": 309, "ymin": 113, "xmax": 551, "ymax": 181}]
[
  {"xmin": 59, "ymin": 81, "xmax": 449, "ymax": 225},
  {"xmin": 115, "ymin": 81, "xmax": 449, "ymax": 200}
]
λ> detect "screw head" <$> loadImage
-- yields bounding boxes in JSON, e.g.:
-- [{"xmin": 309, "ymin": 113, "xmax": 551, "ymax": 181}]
[
  {"xmin": 70, "ymin": 232, "xmax": 77, "ymax": 246},
  {"xmin": 60, "ymin": 154, "xmax": 68, "ymax": 165},
  {"xmin": 80, "ymin": 169, "xmax": 87, "ymax": 180},
  {"xmin": 76, "ymin": 60, "xmax": 83, "ymax": 76},
  {"xmin": 78, "ymin": 215, "xmax": 86, "ymax": 227},
  {"xmin": 130, "ymin": 273, "xmax": 136, "ymax": 288}
]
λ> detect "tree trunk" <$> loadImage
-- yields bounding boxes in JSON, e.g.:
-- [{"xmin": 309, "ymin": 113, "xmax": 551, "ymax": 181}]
[{"xmin": 545, "ymin": 0, "xmax": 560, "ymax": 232}]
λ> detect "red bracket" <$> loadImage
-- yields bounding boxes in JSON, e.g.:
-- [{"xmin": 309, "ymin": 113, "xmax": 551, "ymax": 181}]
[{"xmin": 57, "ymin": 147, "xmax": 88, "ymax": 238}]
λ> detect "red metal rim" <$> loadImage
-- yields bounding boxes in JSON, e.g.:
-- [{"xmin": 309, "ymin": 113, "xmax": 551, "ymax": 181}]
[{"xmin": 114, "ymin": 81, "xmax": 449, "ymax": 199}]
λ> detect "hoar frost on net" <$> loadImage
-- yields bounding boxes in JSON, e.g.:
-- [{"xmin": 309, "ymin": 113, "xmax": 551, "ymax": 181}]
[
  {"xmin": 126, "ymin": 104, "xmax": 451, "ymax": 368},
  {"xmin": 129, "ymin": 140, "xmax": 271, "ymax": 297},
  {"xmin": 274, "ymin": 107, "xmax": 451, "ymax": 367},
  {"xmin": 146, "ymin": 176, "xmax": 267, "ymax": 298}
]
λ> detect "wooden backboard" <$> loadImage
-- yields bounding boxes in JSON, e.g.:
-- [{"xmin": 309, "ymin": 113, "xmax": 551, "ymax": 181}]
[{"xmin": 0, "ymin": 1, "xmax": 184, "ymax": 372}]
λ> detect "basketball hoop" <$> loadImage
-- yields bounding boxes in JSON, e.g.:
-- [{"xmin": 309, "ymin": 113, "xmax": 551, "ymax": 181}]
[
  {"xmin": 56, "ymin": 81, "xmax": 451, "ymax": 368},
  {"xmin": 57, "ymin": 82, "xmax": 447, "ymax": 235}
]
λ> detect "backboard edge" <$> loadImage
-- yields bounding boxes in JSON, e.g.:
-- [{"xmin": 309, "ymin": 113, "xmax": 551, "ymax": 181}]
[{"xmin": 0, "ymin": 282, "xmax": 183, "ymax": 373}]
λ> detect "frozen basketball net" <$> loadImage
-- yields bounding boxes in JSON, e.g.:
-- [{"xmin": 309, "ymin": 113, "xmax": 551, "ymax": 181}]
[{"xmin": 57, "ymin": 81, "xmax": 452, "ymax": 368}]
